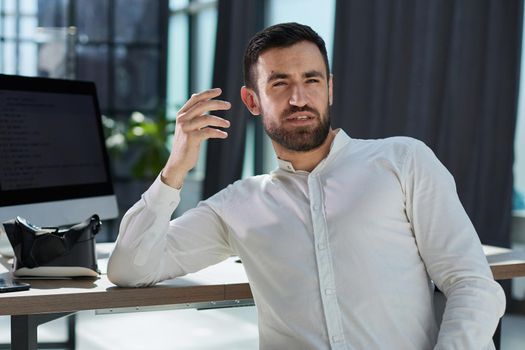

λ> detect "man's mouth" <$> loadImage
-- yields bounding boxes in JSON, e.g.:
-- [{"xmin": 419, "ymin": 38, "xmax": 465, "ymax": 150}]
[
  {"xmin": 285, "ymin": 112, "xmax": 317, "ymax": 121},
  {"xmin": 288, "ymin": 115, "xmax": 312, "ymax": 120}
]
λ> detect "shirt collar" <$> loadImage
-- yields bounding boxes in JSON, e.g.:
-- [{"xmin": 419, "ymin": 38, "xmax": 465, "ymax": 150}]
[{"xmin": 276, "ymin": 129, "xmax": 351, "ymax": 173}]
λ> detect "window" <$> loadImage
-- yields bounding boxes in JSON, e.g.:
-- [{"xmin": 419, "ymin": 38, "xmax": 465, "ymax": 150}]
[
  {"xmin": 0, "ymin": 0, "xmax": 38, "ymax": 76},
  {"xmin": 0, "ymin": 0, "xmax": 168, "ymax": 118}
]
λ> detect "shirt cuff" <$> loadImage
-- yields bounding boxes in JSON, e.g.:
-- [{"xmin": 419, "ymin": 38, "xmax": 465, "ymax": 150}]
[{"xmin": 143, "ymin": 174, "xmax": 181, "ymax": 213}]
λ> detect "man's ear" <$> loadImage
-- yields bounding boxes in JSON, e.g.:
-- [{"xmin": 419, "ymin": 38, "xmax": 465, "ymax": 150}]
[
  {"xmin": 240, "ymin": 86, "xmax": 261, "ymax": 116},
  {"xmin": 328, "ymin": 74, "xmax": 333, "ymax": 106}
]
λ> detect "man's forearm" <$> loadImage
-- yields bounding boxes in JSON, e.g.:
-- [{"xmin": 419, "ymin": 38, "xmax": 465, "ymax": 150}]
[
  {"xmin": 434, "ymin": 277, "xmax": 505, "ymax": 350},
  {"xmin": 107, "ymin": 175, "xmax": 182, "ymax": 287}
]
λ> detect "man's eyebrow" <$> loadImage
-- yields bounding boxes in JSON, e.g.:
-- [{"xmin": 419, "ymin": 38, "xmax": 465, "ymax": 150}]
[
  {"xmin": 266, "ymin": 70, "xmax": 326, "ymax": 83},
  {"xmin": 304, "ymin": 70, "xmax": 325, "ymax": 79},
  {"xmin": 267, "ymin": 72, "xmax": 289, "ymax": 83}
]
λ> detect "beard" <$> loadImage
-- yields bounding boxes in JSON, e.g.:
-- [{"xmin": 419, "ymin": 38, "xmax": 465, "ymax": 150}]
[{"xmin": 261, "ymin": 102, "xmax": 331, "ymax": 152}]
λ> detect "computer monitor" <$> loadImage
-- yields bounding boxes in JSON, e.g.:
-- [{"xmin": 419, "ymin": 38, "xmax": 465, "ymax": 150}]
[{"xmin": 0, "ymin": 74, "xmax": 118, "ymax": 240}]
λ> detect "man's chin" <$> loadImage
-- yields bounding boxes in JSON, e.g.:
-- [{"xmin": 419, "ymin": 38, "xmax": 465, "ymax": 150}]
[
  {"xmin": 280, "ymin": 131, "xmax": 328, "ymax": 152},
  {"xmin": 264, "ymin": 110, "xmax": 331, "ymax": 152}
]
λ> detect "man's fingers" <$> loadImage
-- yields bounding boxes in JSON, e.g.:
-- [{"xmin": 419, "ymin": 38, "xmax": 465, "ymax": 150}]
[
  {"xmin": 165, "ymin": 88, "xmax": 229, "ymax": 183},
  {"xmin": 186, "ymin": 114, "xmax": 230, "ymax": 131},
  {"xmin": 179, "ymin": 88, "xmax": 223, "ymax": 113},
  {"xmin": 185, "ymin": 99, "xmax": 231, "ymax": 119},
  {"xmin": 198, "ymin": 127, "xmax": 228, "ymax": 140}
]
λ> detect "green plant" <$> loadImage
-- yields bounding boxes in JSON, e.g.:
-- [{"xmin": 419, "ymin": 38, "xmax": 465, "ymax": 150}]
[{"xmin": 102, "ymin": 108, "xmax": 175, "ymax": 180}]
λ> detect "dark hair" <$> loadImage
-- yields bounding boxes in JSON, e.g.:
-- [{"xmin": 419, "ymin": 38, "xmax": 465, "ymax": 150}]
[{"xmin": 243, "ymin": 22, "xmax": 330, "ymax": 90}]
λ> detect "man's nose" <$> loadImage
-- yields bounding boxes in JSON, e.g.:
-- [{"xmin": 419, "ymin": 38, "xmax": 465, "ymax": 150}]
[{"xmin": 289, "ymin": 85, "xmax": 307, "ymax": 107}]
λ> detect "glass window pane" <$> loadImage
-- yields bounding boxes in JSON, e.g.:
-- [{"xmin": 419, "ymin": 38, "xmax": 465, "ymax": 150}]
[
  {"xmin": 4, "ymin": 16, "xmax": 15, "ymax": 38},
  {"xmin": 4, "ymin": 0, "xmax": 16, "ymax": 13},
  {"xmin": 114, "ymin": 46, "xmax": 159, "ymax": 110},
  {"xmin": 114, "ymin": 0, "xmax": 159, "ymax": 44},
  {"xmin": 19, "ymin": 42, "xmax": 37, "ymax": 76},
  {"xmin": 194, "ymin": 6, "xmax": 217, "ymax": 92},
  {"xmin": 2, "ymin": 40, "xmax": 16, "ymax": 74},
  {"xmin": 37, "ymin": 0, "xmax": 69, "ymax": 28},
  {"xmin": 76, "ymin": 0, "xmax": 108, "ymax": 42},
  {"xmin": 76, "ymin": 45, "xmax": 109, "ymax": 109},
  {"xmin": 170, "ymin": 0, "xmax": 188, "ymax": 10},
  {"xmin": 20, "ymin": 0, "xmax": 38, "ymax": 15},
  {"xmin": 167, "ymin": 13, "xmax": 188, "ymax": 118},
  {"xmin": 20, "ymin": 16, "xmax": 37, "ymax": 39}
]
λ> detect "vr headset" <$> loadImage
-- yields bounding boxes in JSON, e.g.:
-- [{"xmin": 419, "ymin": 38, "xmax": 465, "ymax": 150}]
[{"xmin": 1, "ymin": 215, "xmax": 101, "ymax": 277}]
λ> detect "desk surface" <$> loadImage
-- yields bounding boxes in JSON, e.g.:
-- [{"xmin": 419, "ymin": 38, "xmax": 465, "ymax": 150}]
[
  {"xmin": 0, "ymin": 244, "xmax": 524, "ymax": 317},
  {"xmin": 484, "ymin": 245, "xmax": 525, "ymax": 280},
  {"xmin": 0, "ymin": 256, "xmax": 252, "ymax": 316}
]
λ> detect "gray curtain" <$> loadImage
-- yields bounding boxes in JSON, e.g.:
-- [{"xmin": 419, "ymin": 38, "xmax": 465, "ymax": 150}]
[{"xmin": 332, "ymin": 0, "xmax": 522, "ymax": 246}]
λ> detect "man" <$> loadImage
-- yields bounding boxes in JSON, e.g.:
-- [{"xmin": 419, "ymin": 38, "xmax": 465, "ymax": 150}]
[{"xmin": 108, "ymin": 22, "xmax": 505, "ymax": 349}]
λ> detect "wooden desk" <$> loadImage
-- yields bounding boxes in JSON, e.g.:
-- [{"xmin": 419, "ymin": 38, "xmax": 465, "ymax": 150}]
[
  {"xmin": 484, "ymin": 245, "xmax": 525, "ymax": 280},
  {"xmin": 0, "ymin": 255, "xmax": 253, "ymax": 350},
  {"xmin": 1, "ymin": 245, "xmax": 525, "ymax": 350},
  {"xmin": 0, "ymin": 258, "xmax": 252, "ymax": 317}
]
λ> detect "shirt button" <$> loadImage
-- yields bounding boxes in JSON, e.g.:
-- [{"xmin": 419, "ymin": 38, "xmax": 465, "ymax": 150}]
[
  {"xmin": 317, "ymin": 242, "xmax": 326, "ymax": 250},
  {"xmin": 325, "ymin": 288, "xmax": 335, "ymax": 295},
  {"xmin": 332, "ymin": 334, "xmax": 344, "ymax": 343},
  {"xmin": 313, "ymin": 204, "xmax": 319, "ymax": 211}
]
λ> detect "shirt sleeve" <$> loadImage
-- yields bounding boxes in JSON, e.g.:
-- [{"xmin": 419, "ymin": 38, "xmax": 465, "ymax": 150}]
[
  {"xmin": 107, "ymin": 175, "xmax": 233, "ymax": 287},
  {"xmin": 403, "ymin": 140, "xmax": 506, "ymax": 350}
]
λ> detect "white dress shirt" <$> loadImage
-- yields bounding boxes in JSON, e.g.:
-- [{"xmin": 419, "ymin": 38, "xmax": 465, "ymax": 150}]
[{"xmin": 108, "ymin": 130, "xmax": 505, "ymax": 350}]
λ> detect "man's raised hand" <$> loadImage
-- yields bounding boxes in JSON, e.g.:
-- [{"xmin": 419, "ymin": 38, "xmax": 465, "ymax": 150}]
[{"xmin": 161, "ymin": 88, "xmax": 231, "ymax": 189}]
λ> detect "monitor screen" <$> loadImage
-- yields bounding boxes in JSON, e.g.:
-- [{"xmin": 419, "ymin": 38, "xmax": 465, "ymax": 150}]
[{"xmin": 0, "ymin": 74, "xmax": 118, "ymax": 232}]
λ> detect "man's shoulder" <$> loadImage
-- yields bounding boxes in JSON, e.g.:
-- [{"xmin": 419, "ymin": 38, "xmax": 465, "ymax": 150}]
[
  {"xmin": 230, "ymin": 174, "xmax": 272, "ymax": 191},
  {"xmin": 205, "ymin": 174, "xmax": 273, "ymax": 209},
  {"xmin": 350, "ymin": 135, "xmax": 422, "ymax": 158}
]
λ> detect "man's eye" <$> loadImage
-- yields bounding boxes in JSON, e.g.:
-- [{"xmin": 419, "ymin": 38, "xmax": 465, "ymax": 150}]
[
  {"xmin": 306, "ymin": 79, "xmax": 320, "ymax": 84},
  {"xmin": 273, "ymin": 81, "xmax": 286, "ymax": 87}
]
